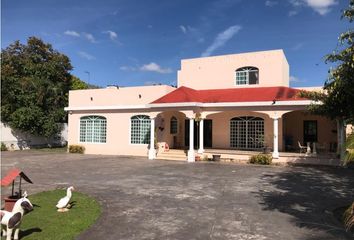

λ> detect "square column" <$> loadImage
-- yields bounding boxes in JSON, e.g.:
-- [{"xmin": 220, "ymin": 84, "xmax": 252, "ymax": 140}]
[
  {"xmin": 187, "ymin": 118, "xmax": 195, "ymax": 162},
  {"xmin": 198, "ymin": 118, "xmax": 204, "ymax": 153},
  {"xmin": 272, "ymin": 117, "xmax": 279, "ymax": 159},
  {"xmin": 148, "ymin": 118, "xmax": 156, "ymax": 160}
]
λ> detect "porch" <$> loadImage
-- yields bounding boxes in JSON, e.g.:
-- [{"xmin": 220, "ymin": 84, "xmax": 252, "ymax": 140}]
[
  {"xmin": 149, "ymin": 109, "xmax": 339, "ymax": 165},
  {"xmin": 156, "ymin": 148, "xmax": 340, "ymax": 166}
]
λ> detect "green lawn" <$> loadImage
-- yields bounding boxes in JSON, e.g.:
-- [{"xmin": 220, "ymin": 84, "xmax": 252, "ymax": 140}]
[{"xmin": 2, "ymin": 189, "xmax": 101, "ymax": 240}]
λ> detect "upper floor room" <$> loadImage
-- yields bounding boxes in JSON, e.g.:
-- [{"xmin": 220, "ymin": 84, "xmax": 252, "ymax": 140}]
[{"xmin": 177, "ymin": 49, "xmax": 289, "ymax": 90}]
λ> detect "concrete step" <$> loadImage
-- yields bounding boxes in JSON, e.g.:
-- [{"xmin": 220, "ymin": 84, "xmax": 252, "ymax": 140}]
[
  {"xmin": 158, "ymin": 152, "xmax": 187, "ymax": 158},
  {"xmin": 156, "ymin": 155, "xmax": 187, "ymax": 161},
  {"xmin": 163, "ymin": 149, "xmax": 187, "ymax": 154},
  {"xmin": 157, "ymin": 150, "xmax": 187, "ymax": 161}
]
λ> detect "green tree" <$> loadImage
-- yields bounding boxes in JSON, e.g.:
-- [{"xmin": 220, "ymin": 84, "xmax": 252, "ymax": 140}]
[
  {"xmin": 70, "ymin": 75, "xmax": 89, "ymax": 90},
  {"xmin": 1, "ymin": 37, "xmax": 73, "ymax": 137},
  {"xmin": 300, "ymin": 0, "xmax": 354, "ymax": 161}
]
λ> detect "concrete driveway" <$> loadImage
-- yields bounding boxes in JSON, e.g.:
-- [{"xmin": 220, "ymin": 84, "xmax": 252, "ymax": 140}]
[{"xmin": 1, "ymin": 151, "xmax": 353, "ymax": 240}]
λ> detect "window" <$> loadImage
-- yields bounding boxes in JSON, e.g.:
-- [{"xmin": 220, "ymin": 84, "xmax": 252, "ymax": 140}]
[
  {"xmin": 235, "ymin": 66, "xmax": 259, "ymax": 85},
  {"xmin": 170, "ymin": 116, "xmax": 178, "ymax": 134},
  {"xmin": 230, "ymin": 116, "xmax": 264, "ymax": 149},
  {"xmin": 130, "ymin": 115, "xmax": 151, "ymax": 144},
  {"xmin": 80, "ymin": 116, "xmax": 107, "ymax": 143}
]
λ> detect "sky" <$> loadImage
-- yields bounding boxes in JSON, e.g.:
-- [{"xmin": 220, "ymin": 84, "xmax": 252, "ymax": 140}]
[{"xmin": 2, "ymin": 0, "xmax": 351, "ymax": 88}]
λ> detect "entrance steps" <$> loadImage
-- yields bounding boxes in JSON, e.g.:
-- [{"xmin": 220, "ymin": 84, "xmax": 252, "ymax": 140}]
[{"xmin": 156, "ymin": 149, "xmax": 187, "ymax": 161}]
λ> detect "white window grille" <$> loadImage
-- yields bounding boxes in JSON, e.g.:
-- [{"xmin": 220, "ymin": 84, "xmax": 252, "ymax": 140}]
[
  {"xmin": 235, "ymin": 66, "xmax": 259, "ymax": 85},
  {"xmin": 230, "ymin": 116, "xmax": 264, "ymax": 149},
  {"xmin": 80, "ymin": 116, "xmax": 107, "ymax": 143},
  {"xmin": 170, "ymin": 116, "xmax": 178, "ymax": 134},
  {"xmin": 130, "ymin": 115, "xmax": 151, "ymax": 144}
]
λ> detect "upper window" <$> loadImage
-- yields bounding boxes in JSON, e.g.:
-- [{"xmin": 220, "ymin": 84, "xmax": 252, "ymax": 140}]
[
  {"xmin": 235, "ymin": 67, "xmax": 259, "ymax": 85},
  {"xmin": 130, "ymin": 115, "xmax": 151, "ymax": 144},
  {"xmin": 170, "ymin": 116, "xmax": 178, "ymax": 134},
  {"xmin": 80, "ymin": 116, "xmax": 107, "ymax": 143}
]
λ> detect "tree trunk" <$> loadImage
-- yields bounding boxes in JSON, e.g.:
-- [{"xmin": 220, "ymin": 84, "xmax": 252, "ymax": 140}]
[{"xmin": 337, "ymin": 118, "xmax": 346, "ymax": 164}]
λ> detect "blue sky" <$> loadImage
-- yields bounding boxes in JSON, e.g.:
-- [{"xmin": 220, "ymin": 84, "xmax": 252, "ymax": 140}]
[{"xmin": 2, "ymin": 0, "xmax": 350, "ymax": 88}]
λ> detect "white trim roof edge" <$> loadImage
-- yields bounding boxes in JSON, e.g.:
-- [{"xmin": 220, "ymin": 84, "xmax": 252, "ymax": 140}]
[{"xmin": 65, "ymin": 100, "xmax": 319, "ymax": 111}]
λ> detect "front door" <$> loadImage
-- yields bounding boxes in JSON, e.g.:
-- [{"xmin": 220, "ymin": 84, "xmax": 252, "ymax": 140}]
[
  {"xmin": 185, "ymin": 119, "xmax": 212, "ymax": 148},
  {"xmin": 204, "ymin": 120, "xmax": 212, "ymax": 148},
  {"xmin": 303, "ymin": 120, "xmax": 317, "ymax": 143}
]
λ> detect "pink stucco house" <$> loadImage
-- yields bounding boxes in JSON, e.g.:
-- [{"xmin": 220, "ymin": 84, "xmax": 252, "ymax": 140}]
[{"xmin": 65, "ymin": 50, "xmax": 340, "ymax": 163}]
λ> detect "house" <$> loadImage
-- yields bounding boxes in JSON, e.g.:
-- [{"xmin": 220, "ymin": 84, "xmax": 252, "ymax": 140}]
[{"xmin": 65, "ymin": 49, "xmax": 340, "ymax": 163}]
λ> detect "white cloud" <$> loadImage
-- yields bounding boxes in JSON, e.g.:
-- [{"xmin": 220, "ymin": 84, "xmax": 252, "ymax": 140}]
[
  {"xmin": 78, "ymin": 51, "xmax": 95, "ymax": 60},
  {"xmin": 103, "ymin": 30, "xmax": 118, "ymax": 40},
  {"xmin": 140, "ymin": 62, "xmax": 172, "ymax": 74},
  {"xmin": 83, "ymin": 32, "xmax": 96, "ymax": 43},
  {"xmin": 179, "ymin": 25, "xmax": 197, "ymax": 34},
  {"xmin": 290, "ymin": 76, "xmax": 299, "ymax": 82},
  {"xmin": 305, "ymin": 0, "xmax": 337, "ymax": 15},
  {"xmin": 201, "ymin": 25, "xmax": 242, "ymax": 57},
  {"xmin": 289, "ymin": 0, "xmax": 337, "ymax": 15},
  {"xmin": 288, "ymin": 10, "xmax": 298, "ymax": 16},
  {"xmin": 290, "ymin": 75, "xmax": 306, "ymax": 82},
  {"xmin": 120, "ymin": 62, "xmax": 172, "ymax": 74},
  {"xmin": 291, "ymin": 43, "xmax": 304, "ymax": 50},
  {"xmin": 289, "ymin": 0, "xmax": 303, "ymax": 6},
  {"xmin": 265, "ymin": 0, "xmax": 278, "ymax": 7},
  {"xmin": 198, "ymin": 37, "xmax": 205, "ymax": 43},
  {"xmin": 64, "ymin": 30, "xmax": 80, "ymax": 37},
  {"xmin": 120, "ymin": 66, "xmax": 136, "ymax": 71},
  {"xmin": 180, "ymin": 25, "xmax": 187, "ymax": 34}
]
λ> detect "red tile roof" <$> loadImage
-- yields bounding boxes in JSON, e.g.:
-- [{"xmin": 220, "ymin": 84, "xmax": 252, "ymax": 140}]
[{"xmin": 151, "ymin": 86, "xmax": 307, "ymax": 104}]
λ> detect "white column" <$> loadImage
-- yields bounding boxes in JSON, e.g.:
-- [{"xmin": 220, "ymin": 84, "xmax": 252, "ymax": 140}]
[
  {"xmin": 187, "ymin": 118, "xmax": 195, "ymax": 162},
  {"xmin": 272, "ymin": 117, "xmax": 279, "ymax": 159},
  {"xmin": 148, "ymin": 118, "xmax": 156, "ymax": 160},
  {"xmin": 312, "ymin": 142, "xmax": 317, "ymax": 155},
  {"xmin": 198, "ymin": 118, "xmax": 204, "ymax": 154}
]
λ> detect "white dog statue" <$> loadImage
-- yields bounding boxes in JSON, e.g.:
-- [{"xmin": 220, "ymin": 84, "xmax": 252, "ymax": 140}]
[{"xmin": 1, "ymin": 192, "xmax": 33, "ymax": 240}]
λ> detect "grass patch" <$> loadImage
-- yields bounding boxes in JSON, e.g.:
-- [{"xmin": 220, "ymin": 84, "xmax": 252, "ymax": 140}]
[{"xmin": 3, "ymin": 189, "xmax": 101, "ymax": 240}]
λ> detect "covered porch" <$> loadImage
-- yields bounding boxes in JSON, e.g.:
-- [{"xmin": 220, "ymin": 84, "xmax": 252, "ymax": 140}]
[
  {"xmin": 147, "ymin": 108, "xmax": 339, "ymax": 164},
  {"xmin": 145, "ymin": 86, "xmax": 341, "ymax": 165}
]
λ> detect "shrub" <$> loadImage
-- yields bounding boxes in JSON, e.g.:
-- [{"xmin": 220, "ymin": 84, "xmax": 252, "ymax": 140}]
[
  {"xmin": 202, "ymin": 155, "xmax": 209, "ymax": 161},
  {"xmin": 68, "ymin": 145, "xmax": 85, "ymax": 154},
  {"xmin": 345, "ymin": 133, "xmax": 354, "ymax": 166},
  {"xmin": 1, "ymin": 142, "xmax": 8, "ymax": 151},
  {"xmin": 344, "ymin": 202, "xmax": 354, "ymax": 232},
  {"xmin": 249, "ymin": 154, "xmax": 272, "ymax": 165}
]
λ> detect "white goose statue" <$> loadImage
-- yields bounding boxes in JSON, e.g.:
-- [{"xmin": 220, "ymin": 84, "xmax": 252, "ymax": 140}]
[{"xmin": 56, "ymin": 186, "xmax": 74, "ymax": 212}]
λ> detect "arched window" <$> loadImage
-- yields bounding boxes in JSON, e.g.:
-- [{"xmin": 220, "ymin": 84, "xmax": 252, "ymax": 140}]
[
  {"xmin": 80, "ymin": 116, "xmax": 107, "ymax": 143},
  {"xmin": 230, "ymin": 116, "xmax": 264, "ymax": 149},
  {"xmin": 130, "ymin": 115, "xmax": 151, "ymax": 144},
  {"xmin": 235, "ymin": 66, "xmax": 259, "ymax": 85},
  {"xmin": 170, "ymin": 116, "xmax": 178, "ymax": 134}
]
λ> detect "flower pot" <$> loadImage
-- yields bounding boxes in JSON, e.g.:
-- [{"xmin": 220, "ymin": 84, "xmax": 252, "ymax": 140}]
[
  {"xmin": 212, "ymin": 154, "xmax": 221, "ymax": 161},
  {"xmin": 263, "ymin": 147, "xmax": 271, "ymax": 154},
  {"xmin": 195, "ymin": 156, "xmax": 201, "ymax": 161},
  {"xmin": 4, "ymin": 196, "xmax": 20, "ymax": 211}
]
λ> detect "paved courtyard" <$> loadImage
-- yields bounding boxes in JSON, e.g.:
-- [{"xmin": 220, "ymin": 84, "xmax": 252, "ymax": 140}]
[{"xmin": 1, "ymin": 151, "xmax": 353, "ymax": 240}]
